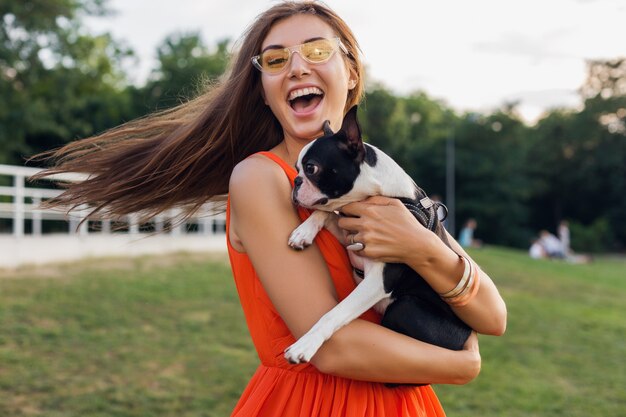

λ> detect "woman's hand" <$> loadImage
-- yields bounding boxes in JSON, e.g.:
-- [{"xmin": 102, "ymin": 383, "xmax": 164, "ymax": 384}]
[
  {"xmin": 339, "ymin": 196, "xmax": 507, "ymax": 337},
  {"xmin": 464, "ymin": 331, "xmax": 480, "ymax": 355},
  {"xmin": 338, "ymin": 196, "xmax": 441, "ymax": 265},
  {"xmin": 459, "ymin": 331, "xmax": 481, "ymax": 382}
]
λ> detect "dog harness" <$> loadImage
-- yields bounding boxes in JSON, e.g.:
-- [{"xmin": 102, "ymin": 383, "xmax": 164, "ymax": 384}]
[{"xmin": 399, "ymin": 194, "xmax": 448, "ymax": 232}]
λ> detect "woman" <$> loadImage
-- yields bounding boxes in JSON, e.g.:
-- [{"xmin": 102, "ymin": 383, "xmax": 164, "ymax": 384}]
[{"xmin": 38, "ymin": 2, "xmax": 506, "ymax": 415}]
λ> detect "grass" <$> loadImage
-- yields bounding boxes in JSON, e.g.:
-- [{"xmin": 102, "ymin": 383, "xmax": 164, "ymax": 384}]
[
  {"xmin": 0, "ymin": 248, "xmax": 625, "ymax": 416},
  {"xmin": 436, "ymin": 247, "xmax": 626, "ymax": 417},
  {"xmin": 0, "ymin": 254, "xmax": 255, "ymax": 417}
]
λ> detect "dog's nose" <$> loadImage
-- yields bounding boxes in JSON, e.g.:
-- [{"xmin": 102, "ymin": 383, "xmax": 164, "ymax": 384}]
[{"xmin": 292, "ymin": 177, "xmax": 302, "ymax": 205}]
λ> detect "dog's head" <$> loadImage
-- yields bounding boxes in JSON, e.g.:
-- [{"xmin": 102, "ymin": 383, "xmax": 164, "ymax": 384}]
[{"xmin": 292, "ymin": 105, "xmax": 378, "ymax": 210}]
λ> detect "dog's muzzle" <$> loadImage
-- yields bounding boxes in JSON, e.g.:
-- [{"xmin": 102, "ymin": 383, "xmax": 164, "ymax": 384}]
[{"xmin": 292, "ymin": 176, "xmax": 303, "ymax": 204}]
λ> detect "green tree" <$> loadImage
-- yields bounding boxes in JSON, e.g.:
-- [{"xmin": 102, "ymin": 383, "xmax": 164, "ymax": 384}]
[
  {"xmin": 360, "ymin": 86, "xmax": 453, "ymax": 194},
  {"xmin": 0, "ymin": 0, "xmax": 133, "ymax": 164},
  {"xmin": 397, "ymin": 92, "xmax": 456, "ymax": 196},
  {"xmin": 136, "ymin": 33, "xmax": 230, "ymax": 112},
  {"xmin": 361, "ymin": 86, "xmax": 532, "ymax": 246},
  {"xmin": 454, "ymin": 111, "xmax": 531, "ymax": 247},
  {"xmin": 580, "ymin": 57, "xmax": 626, "ymax": 101},
  {"xmin": 529, "ymin": 57, "xmax": 626, "ymax": 250},
  {"xmin": 359, "ymin": 85, "xmax": 398, "ymax": 149}
]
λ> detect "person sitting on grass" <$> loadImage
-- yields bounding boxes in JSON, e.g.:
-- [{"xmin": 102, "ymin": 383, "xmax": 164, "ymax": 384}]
[{"xmin": 459, "ymin": 218, "xmax": 482, "ymax": 248}]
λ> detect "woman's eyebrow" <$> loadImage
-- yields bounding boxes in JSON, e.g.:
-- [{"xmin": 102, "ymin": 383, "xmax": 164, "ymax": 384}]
[{"xmin": 261, "ymin": 37, "xmax": 325, "ymax": 53}]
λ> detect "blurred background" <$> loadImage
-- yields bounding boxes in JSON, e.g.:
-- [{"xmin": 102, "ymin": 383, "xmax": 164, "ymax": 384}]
[
  {"xmin": 1, "ymin": 1, "xmax": 625, "ymax": 416},
  {"xmin": 1, "ymin": 0, "xmax": 625, "ymax": 252}
]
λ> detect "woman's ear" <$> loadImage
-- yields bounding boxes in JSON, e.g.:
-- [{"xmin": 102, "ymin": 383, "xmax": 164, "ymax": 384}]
[
  {"xmin": 348, "ymin": 70, "xmax": 358, "ymax": 90},
  {"xmin": 348, "ymin": 67, "xmax": 358, "ymax": 90}
]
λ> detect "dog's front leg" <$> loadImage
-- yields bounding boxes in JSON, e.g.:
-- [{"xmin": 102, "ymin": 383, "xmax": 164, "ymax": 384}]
[
  {"xmin": 284, "ymin": 261, "xmax": 390, "ymax": 364},
  {"xmin": 288, "ymin": 210, "xmax": 333, "ymax": 250}
]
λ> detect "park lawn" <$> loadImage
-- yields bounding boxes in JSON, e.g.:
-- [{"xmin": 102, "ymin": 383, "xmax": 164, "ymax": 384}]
[
  {"xmin": 0, "ymin": 248, "xmax": 625, "ymax": 417},
  {"xmin": 436, "ymin": 247, "xmax": 626, "ymax": 417}
]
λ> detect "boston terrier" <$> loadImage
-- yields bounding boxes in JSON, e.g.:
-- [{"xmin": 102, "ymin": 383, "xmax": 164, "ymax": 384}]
[{"xmin": 284, "ymin": 105, "xmax": 471, "ymax": 366}]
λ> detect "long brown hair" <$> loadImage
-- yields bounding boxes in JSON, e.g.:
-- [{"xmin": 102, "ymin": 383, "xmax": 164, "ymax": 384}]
[{"xmin": 34, "ymin": 1, "xmax": 365, "ymax": 221}]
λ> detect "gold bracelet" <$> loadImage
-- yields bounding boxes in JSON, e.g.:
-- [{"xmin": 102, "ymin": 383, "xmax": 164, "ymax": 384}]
[
  {"xmin": 440, "ymin": 255, "xmax": 472, "ymax": 299},
  {"xmin": 447, "ymin": 263, "xmax": 482, "ymax": 307}
]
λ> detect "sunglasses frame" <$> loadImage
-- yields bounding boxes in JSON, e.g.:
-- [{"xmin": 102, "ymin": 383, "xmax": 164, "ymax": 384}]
[{"xmin": 251, "ymin": 37, "xmax": 348, "ymax": 74}]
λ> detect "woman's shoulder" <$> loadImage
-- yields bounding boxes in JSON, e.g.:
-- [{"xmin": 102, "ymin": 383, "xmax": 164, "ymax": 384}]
[
  {"xmin": 232, "ymin": 152, "xmax": 278, "ymax": 176},
  {"xmin": 229, "ymin": 153, "xmax": 291, "ymax": 202},
  {"xmin": 228, "ymin": 152, "xmax": 297, "ymax": 249}
]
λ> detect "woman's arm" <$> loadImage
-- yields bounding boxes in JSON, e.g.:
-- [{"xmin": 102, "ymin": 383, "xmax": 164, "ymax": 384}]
[
  {"xmin": 229, "ymin": 156, "xmax": 480, "ymax": 384},
  {"xmin": 337, "ymin": 196, "xmax": 507, "ymax": 336}
]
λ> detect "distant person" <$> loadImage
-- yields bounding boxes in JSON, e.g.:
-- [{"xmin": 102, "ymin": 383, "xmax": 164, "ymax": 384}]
[
  {"xmin": 459, "ymin": 218, "xmax": 482, "ymax": 248},
  {"xmin": 558, "ymin": 220, "xmax": 571, "ymax": 255},
  {"xmin": 556, "ymin": 221, "xmax": 592, "ymax": 264},
  {"xmin": 538, "ymin": 230, "xmax": 566, "ymax": 259},
  {"xmin": 529, "ymin": 237, "xmax": 546, "ymax": 259}
]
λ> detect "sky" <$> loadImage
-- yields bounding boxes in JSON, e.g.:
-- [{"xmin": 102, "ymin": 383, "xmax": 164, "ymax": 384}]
[{"xmin": 85, "ymin": 0, "xmax": 626, "ymax": 124}]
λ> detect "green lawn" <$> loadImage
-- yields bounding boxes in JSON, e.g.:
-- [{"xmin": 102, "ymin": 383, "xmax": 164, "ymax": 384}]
[{"xmin": 0, "ymin": 248, "xmax": 625, "ymax": 416}]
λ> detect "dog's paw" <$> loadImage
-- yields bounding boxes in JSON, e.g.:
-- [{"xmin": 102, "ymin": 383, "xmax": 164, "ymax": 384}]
[
  {"xmin": 284, "ymin": 334, "xmax": 325, "ymax": 364},
  {"xmin": 288, "ymin": 226, "xmax": 317, "ymax": 250}
]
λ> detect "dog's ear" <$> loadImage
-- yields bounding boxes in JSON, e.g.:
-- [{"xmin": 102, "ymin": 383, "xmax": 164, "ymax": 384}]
[
  {"xmin": 322, "ymin": 120, "xmax": 334, "ymax": 136},
  {"xmin": 339, "ymin": 105, "xmax": 365, "ymax": 161}
]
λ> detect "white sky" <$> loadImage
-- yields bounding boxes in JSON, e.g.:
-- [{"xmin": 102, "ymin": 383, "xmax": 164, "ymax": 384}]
[{"xmin": 85, "ymin": 0, "xmax": 626, "ymax": 123}]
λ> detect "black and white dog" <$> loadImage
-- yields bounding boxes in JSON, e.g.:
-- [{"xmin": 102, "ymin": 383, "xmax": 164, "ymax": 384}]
[{"xmin": 284, "ymin": 106, "xmax": 471, "ymax": 365}]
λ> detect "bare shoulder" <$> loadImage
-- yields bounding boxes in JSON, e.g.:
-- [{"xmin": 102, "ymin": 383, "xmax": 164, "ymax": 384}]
[
  {"xmin": 229, "ymin": 154, "xmax": 297, "ymax": 248},
  {"xmin": 229, "ymin": 154, "xmax": 290, "ymax": 200}
]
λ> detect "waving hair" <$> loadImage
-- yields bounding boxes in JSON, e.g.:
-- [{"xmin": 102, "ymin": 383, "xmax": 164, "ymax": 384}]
[{"xmin": 34, "ymin": 1, "xmax": 365, "ymax": 221}]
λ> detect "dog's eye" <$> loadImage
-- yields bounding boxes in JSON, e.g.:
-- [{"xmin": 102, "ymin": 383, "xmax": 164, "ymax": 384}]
[{"xmin": 304, "ymin": 163, "xmax": 319, "ymax": 176}]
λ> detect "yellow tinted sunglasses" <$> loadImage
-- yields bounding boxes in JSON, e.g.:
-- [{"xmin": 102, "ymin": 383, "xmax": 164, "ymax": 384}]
[{"xmin": 252, "ymin": 37, "xmax": 348, "ymax": 74}]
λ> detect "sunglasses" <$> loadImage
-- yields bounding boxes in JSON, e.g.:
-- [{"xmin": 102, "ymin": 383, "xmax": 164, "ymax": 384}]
[{"xmin": 252, "ymin": 37, "xmax": 348, "ymax": 74}]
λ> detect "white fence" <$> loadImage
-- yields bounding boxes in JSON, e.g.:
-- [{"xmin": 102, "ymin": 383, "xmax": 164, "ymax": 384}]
[{"xmin": 0, "ymin": 164, "xmax": 227, "ymax": 267}]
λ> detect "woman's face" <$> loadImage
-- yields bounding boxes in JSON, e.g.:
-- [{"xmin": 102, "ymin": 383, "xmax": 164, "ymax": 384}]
[{"xmin": 259, "ymin": 14, "xmax": 357, "ymax": 144}]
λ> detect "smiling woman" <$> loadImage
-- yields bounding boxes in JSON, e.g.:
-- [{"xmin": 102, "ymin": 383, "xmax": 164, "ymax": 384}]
[
  {"xmin": 33, "ymin": 3, "xmax": 364, "ymax": 222},
  {"xmin": 256, "ymin": 13, "xmax": 358, "ymax": 143},
  {"xmin": 35, "ymin": 1, "xmax": 505, "ymax": 416}
]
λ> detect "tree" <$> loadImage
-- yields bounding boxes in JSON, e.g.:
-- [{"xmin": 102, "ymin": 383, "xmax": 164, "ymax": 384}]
[
  {"xmin": 453, "ymin": 111, "xmax": 531, "ymax": 247},
  {"xmin": 360, "ymin": 86, "xmax": 453, "ymax": 194},
  {"xmin": 135, "ymin": 33, "xmax": 230, "ymax": 112},
  {"xmin": 529, "ymin": 57, "xmax": 626, "ymax": 250},
  {"xmin": 0, "ymin": 0, "xmax": 133, "ymax": 164},
  {"xmin": 580, "ymin": 57, "xmax": 626, "ymax": 101}
]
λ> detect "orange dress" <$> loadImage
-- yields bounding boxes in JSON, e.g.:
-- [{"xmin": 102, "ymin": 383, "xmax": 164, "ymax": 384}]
[{"xmin": 227, "ymin": 151, "xmax": 446, "ymax": 417}]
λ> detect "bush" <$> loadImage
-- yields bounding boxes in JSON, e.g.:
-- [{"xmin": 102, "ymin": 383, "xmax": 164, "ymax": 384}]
[{"xmin": 570, "ymin": 217, "xmax": 615, "ymax": 253}]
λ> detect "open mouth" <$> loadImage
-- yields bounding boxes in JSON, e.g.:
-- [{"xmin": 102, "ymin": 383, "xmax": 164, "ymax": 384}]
[{"xmin": 288, "ymin": 87, "xmax": 324, "ymax": 114}]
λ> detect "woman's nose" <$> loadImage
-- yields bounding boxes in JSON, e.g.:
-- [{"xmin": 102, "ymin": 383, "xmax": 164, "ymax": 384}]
[{"xmin": 288, "ymin": 52, "xmax": 310, "ymax": 78}]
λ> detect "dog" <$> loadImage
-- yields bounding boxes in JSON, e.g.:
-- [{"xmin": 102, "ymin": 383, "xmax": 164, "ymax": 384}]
[{"xmin": 284, "ymin": 105, "xmax": 471, "ymax": 366}]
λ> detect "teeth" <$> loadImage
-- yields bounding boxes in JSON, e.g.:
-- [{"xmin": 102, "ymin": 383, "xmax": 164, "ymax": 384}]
[{"xmin": 288, "ymin": 87, "xmax": 323, "ymax": 101}]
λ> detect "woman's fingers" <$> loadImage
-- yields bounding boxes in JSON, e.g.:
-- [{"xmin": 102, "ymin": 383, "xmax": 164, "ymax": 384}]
[
  {"xmin": 337, "ymin": 215, "xmax": 360, "ymax": 231},
  {"xmin": 463, "ymin": 331, "xmax": 480, "ymax": 353},
  {"xmin": 347, "ymin": 248, "xmax": 366, "ymax": 270},
  {"xmin": 340, "ymin": 196, "xmax": 399, "ymax": 217}
]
